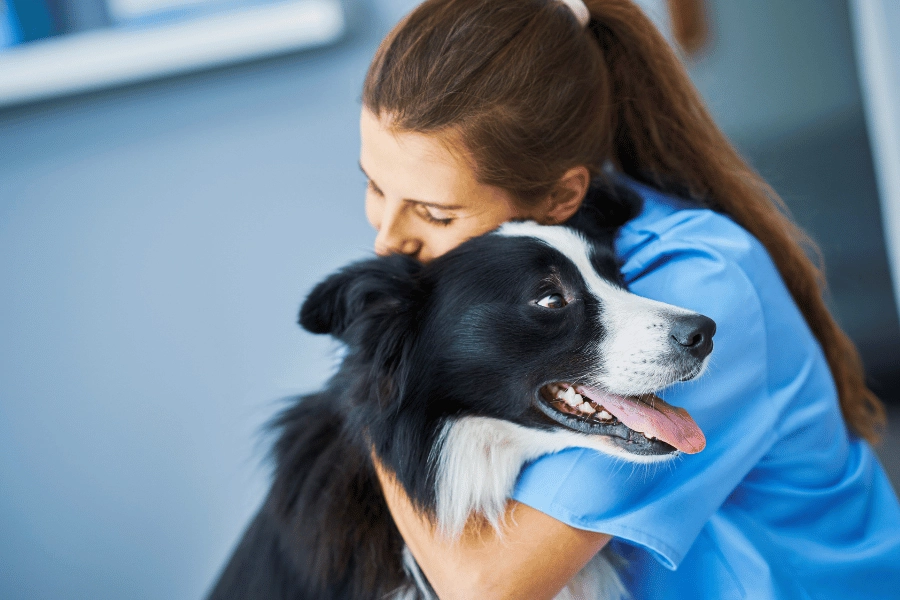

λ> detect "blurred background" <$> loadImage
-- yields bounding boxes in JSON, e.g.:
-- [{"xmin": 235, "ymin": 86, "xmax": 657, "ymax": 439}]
[{"xmin": 1, "ymin": 0, "xmax": 898, "ymax": 598}]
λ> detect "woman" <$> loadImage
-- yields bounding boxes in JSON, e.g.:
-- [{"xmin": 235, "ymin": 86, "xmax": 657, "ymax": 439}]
[{"xmin": 358, "ymin": 0, "xmax": 900, "ymax": 598}]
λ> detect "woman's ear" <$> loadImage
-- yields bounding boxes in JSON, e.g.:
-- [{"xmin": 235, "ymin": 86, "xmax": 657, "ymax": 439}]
[{"xmin": 538, "ymin": 166, "xmax": 591, "ymax": 225}]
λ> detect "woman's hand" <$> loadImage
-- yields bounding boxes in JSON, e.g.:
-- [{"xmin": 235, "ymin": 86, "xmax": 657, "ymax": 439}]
[{"xmin": 372, "ymin": 455, "xmax": 611, "ymax": 600}]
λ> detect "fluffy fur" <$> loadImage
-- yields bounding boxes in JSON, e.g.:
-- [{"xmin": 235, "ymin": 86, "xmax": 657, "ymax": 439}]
[{"xmin": 207, "ymin": 182, "xmax": 714, "ymax": 600}]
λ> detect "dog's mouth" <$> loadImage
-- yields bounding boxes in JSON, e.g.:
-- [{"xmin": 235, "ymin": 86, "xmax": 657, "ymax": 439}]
[{"xmin": 536, "ymin": 383, "xmax": 706, "ymax": 456}]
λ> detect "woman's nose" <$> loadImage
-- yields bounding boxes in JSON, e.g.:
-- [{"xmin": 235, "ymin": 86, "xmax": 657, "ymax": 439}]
[{"xmin": 374, "ymin": 206, "xmax": 422, "ymax": 258}]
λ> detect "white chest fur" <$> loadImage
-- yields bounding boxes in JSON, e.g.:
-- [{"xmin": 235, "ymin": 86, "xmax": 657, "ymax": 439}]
[{"xmin": 393, "ymin": 416, "xmax": 650, "ymax": 599}]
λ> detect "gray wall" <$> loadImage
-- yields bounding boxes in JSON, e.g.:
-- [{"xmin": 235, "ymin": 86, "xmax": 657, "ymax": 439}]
[
  {"xmin": 851, "ymin": 0, "xmax": 900, "ymax": 321},
  {"xmin": 0, "ymin": 4, "xmax": 394, "ymax": 596},
  {"xmin": 689, "ymin": 0, "xmax": 863, "ymax": 143},
  {"xmin": 0, "ymin": 1, "xmax": 896, "ymax": 599}
]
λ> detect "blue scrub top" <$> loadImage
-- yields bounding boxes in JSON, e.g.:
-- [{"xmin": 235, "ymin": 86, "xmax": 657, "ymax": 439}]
[{"xmin": 512, "ymin": 175, "xmax": 900, "ymax": 599}]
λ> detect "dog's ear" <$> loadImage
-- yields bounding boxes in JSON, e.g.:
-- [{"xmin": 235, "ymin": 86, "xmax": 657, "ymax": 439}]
[{"xmin": 299, "ymin": 255, "xmax": 421, "ymax": 339}]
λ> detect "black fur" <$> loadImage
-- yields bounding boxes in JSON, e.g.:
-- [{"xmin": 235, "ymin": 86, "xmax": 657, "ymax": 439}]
[{"xmin": 207, "ymin": 180, "xmax": 643, "ymax": 600}]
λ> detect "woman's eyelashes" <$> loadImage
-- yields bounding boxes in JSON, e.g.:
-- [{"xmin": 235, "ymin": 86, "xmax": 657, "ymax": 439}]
[
  {"xmin": 366, "ymin": 179, "xmax": 384, "ymax": 197},
  {"xmin": 364, "ymin": 178, "xmax": 454, "ymax": 226},
  {"xmin": 414, "ymin": 204, "xmax": 454, "ymax": 226}
]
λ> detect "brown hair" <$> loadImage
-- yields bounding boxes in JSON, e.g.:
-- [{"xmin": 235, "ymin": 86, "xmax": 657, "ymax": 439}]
[{"xmin": 362, "ymin": 0, "xmax": 885, "ymax": 442}]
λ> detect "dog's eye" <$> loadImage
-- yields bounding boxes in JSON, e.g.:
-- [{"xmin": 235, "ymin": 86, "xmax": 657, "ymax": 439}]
[{"xmin": 537, "ymin": 293, "xmax": 567, "ymax": 309}]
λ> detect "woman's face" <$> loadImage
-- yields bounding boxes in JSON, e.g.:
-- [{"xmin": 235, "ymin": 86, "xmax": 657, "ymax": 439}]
[{"xmin": 360, "ymin": 108, "xmax": 528, "ymax": 263}]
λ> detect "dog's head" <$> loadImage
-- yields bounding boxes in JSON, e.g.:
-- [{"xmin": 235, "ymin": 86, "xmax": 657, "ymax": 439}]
[{"xmin": 300, "ymin": 222, "xmax": 712, "ymax": 459}]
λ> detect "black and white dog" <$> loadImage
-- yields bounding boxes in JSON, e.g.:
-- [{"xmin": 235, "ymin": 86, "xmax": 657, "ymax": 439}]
[{"xmin": 208, "ymin": 187, "xmax": 714, "ymax": 600}]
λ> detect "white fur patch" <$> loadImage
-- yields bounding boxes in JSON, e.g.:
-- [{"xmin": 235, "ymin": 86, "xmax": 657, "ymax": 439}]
[
  {"xmin": 497, "ymin": 222, "xmax": 703, "ymax": 396},
  {"xmin": 427, "ymin": 415, "xmax": 641, "ymax": 600},
  {"xmin": 433, "ymin": 416, "xmax": 670, "ymax": 538}
]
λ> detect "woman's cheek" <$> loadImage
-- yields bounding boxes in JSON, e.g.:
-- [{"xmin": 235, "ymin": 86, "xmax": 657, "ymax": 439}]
[{"xmin": 427, "ymin": 228, "xmax": 471, "ymax": 261}]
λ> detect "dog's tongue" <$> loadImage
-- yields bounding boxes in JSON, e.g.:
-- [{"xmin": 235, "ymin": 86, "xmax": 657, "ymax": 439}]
[{"xmin": 575, "ymin": 385, "xmax": 706, "ymax": 454}]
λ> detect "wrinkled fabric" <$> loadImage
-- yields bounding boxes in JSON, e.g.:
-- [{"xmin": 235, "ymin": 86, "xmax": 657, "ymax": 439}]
[{"xmin": 512, "ymin": 175, "xmax": 900, "ymax": 599}]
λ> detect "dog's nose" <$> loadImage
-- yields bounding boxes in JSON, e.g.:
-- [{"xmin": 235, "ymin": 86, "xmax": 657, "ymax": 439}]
[{"xmin": 669, "ymin": 314, "xmax": 716, "ymax": 359}]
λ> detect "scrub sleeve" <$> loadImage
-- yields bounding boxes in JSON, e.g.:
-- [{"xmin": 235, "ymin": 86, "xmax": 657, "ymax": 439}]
[{"xmin": 511, "ymin": 177, "xmax": 900, "ymax": 599}]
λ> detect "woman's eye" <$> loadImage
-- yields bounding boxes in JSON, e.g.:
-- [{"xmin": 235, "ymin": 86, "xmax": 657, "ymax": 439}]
[
  {"xmin": 416, "ymin": 205, "xmax": 454, "ymax": 226},
  {"xmin": 425, "ymin": 213, "xmax": 453, "ymax": 226},
  {"xmin": 537, "ymin": 293, "xmax": 567, "ymax": 309}
]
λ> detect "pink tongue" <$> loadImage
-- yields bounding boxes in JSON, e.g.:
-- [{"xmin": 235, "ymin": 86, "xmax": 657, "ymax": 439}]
[{"xmin": 575, "ymin": 386, "xmax": 706, "ymax": 454}]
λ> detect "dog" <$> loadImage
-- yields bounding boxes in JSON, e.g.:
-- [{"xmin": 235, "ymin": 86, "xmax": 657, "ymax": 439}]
[{"xmin": 207, "ymin": 184, "xmax": 715, "ymax": 600}]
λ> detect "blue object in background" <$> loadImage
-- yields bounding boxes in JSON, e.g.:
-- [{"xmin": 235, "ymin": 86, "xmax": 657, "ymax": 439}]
[
  {"xmin": 7, "ymin": 0, "xmax": 56, "ymax": 42},
  {"xmin": 0, "ymin": 0, "xmax": 22, "ymax": 46}
]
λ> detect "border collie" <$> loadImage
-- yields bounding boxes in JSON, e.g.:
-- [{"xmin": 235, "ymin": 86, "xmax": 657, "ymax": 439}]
[{"xmin": 208, "ymin": 189, "xmax": 715, "ymax": 600}]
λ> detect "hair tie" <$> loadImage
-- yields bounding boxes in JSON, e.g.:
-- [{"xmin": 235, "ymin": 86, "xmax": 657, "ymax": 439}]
[{"xmin": 559, "ymin": 0, "xmax": 590, "ymax": 28}]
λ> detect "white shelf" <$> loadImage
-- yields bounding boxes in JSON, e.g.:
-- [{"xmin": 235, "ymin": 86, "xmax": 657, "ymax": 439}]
[{"xmin": 0, "ymin": 0, "xmax": 345, "ymax": 107}]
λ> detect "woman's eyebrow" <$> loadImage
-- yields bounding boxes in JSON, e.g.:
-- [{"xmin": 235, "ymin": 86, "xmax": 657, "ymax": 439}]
[{"xmin": 358, "ymin": 161, "xmax": 464, "ymax": 210}]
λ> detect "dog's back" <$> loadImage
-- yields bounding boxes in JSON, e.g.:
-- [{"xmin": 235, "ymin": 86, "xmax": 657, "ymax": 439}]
[{"xmin": 208, "ymin": 392, "xmax": 409, "ymax": 600}]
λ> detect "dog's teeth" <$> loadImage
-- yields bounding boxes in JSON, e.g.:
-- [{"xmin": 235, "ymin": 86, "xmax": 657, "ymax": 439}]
[
  {"xmin": 561, "ymin": 387, "xmax": 579, "ymax": 406},
  {"xmin": 596, "ymin": 410, "xmax": 613, "ymax": 420},
  {"xmin": 577, "ymin": 402, "xmax": 595, "ymax": 414}
]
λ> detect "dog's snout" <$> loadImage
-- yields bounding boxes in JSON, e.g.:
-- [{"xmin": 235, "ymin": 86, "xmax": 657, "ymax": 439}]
[{"xmin": 669, "ymin": 314, "xmax": 716, "ymax": 359}]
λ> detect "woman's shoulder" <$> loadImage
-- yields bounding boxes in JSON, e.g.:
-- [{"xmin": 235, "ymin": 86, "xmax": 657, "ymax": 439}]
[
  {"xmin": 515, "ymin": 175, "xmax": 900, "ymax": 579},
  {"xmin": 613, "ymin": 174, "xmax": 765, "ymax": 282},
  {"xmin": 611, "ymin": 173, "xmax": 796, "ymax": 334}
]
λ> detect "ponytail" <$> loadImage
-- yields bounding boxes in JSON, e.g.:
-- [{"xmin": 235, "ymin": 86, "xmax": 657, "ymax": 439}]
[
  {"xmin": 582, "ymin": 0, "xmax": 885, "ymax": 442},
  {"xmin": 363, "ymin": 0, "xmax": 885, "ymax": 442}
]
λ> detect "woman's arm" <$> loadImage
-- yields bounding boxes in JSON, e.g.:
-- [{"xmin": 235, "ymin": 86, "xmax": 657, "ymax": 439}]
[{"xmin": 374, "ymin": 458, "xmax": 611, "ymax": 600}]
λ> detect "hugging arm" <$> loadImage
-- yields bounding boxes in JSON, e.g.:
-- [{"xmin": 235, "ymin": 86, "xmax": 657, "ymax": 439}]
[{"xmin": 373, "ymin": 457, "xmax": 611, "ymax": 600}]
